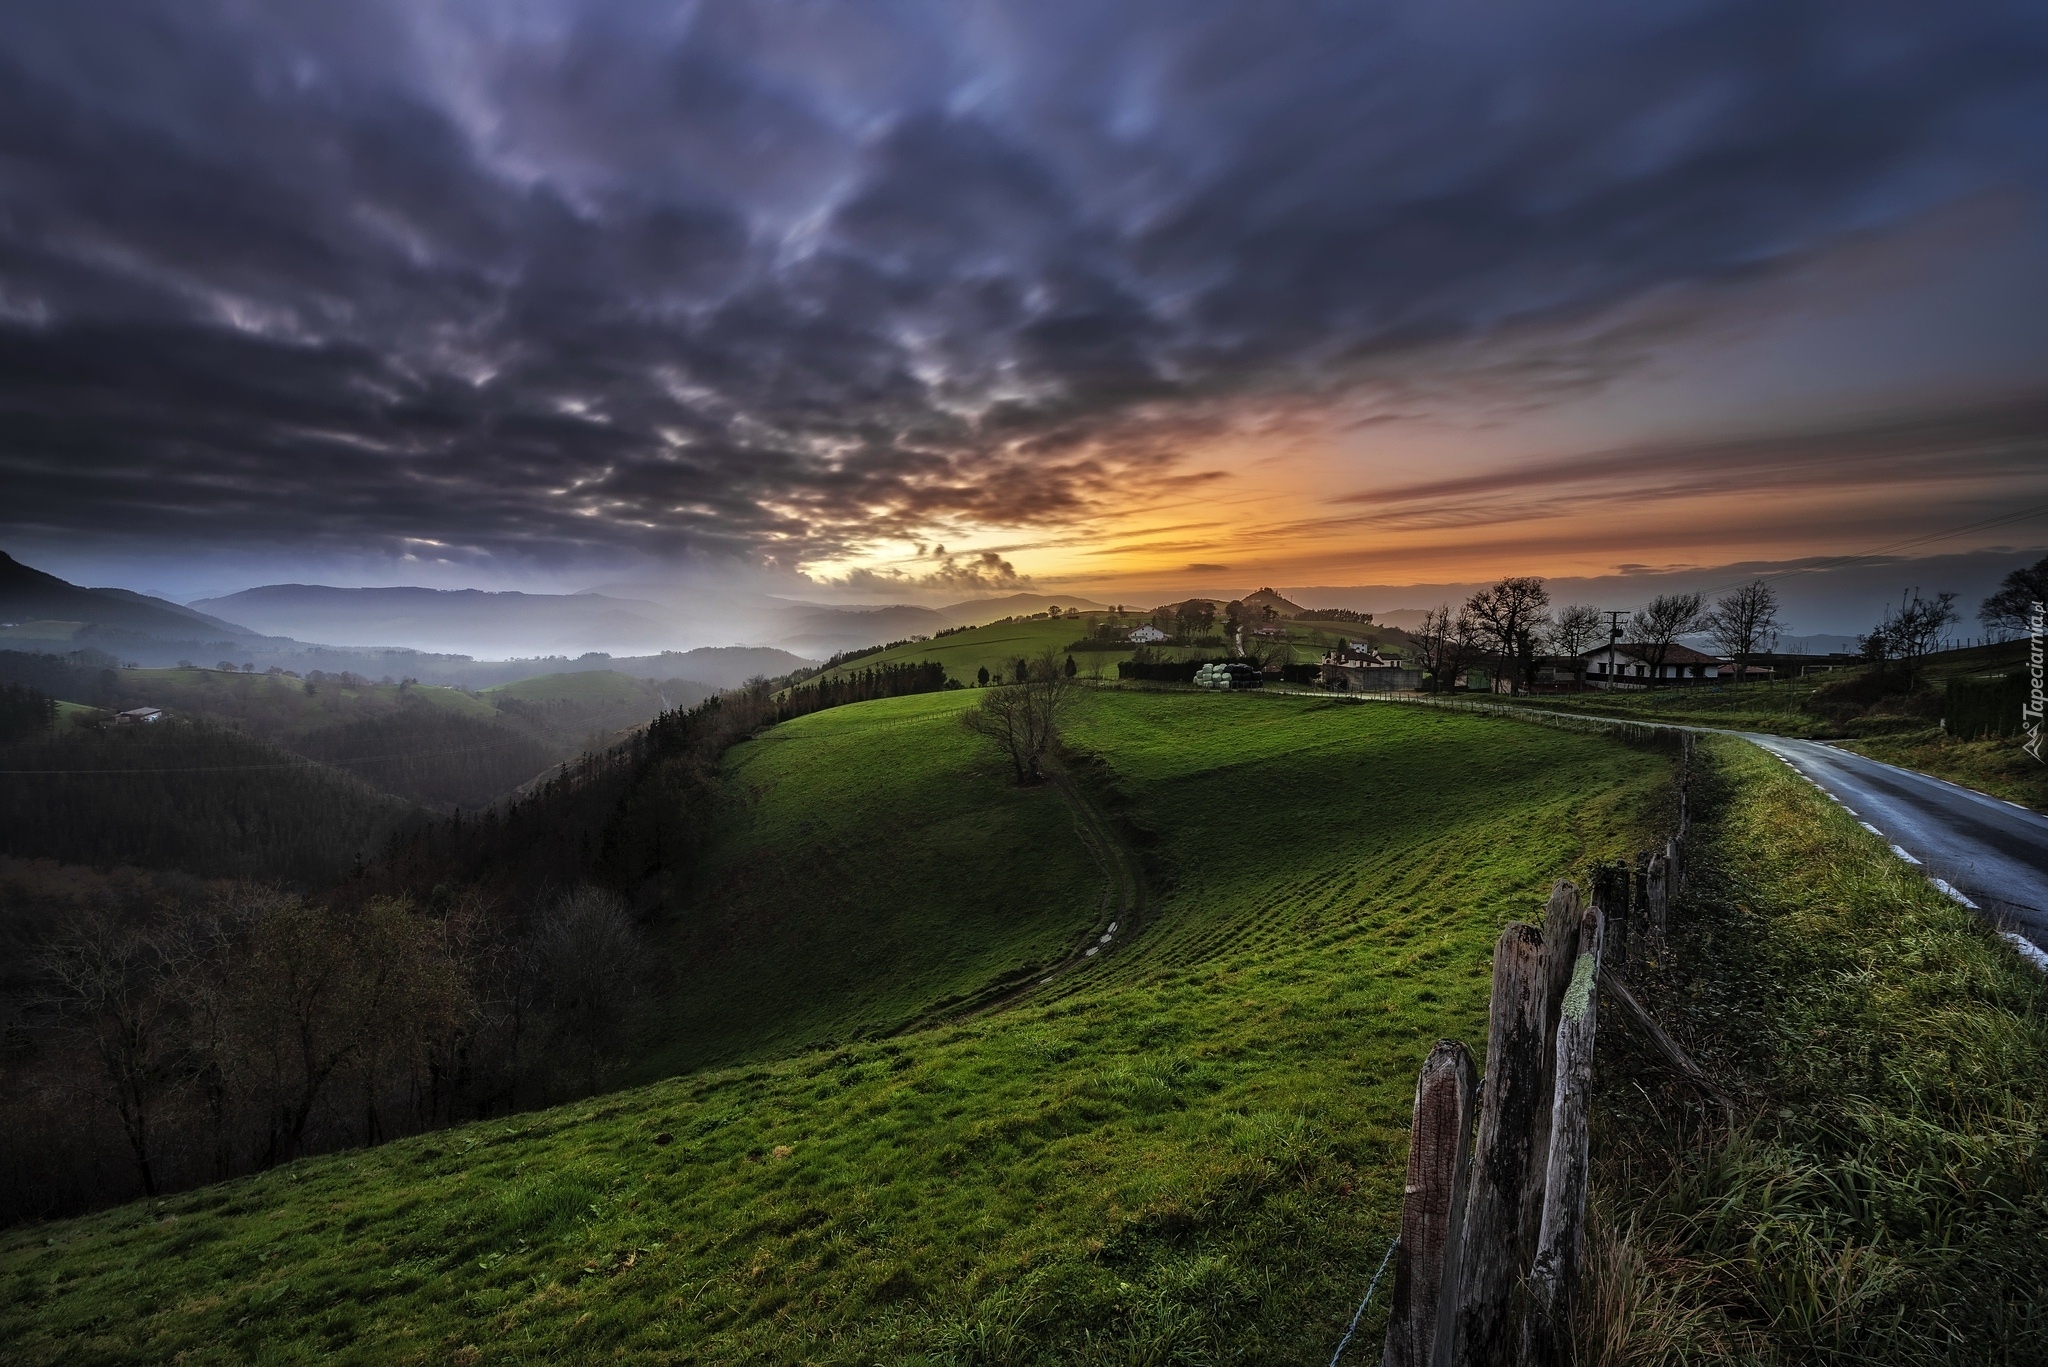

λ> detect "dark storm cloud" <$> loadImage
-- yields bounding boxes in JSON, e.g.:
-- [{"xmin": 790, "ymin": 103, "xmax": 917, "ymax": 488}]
[{"xmin": 1, "ymin": 0, "xmax": 2044, "ymax": 568}]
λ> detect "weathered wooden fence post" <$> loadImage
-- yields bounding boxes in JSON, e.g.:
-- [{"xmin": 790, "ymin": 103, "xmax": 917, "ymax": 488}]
[
  {"xmin": 1594, "ymin": 862, "xmax": 1629, "ymax": 972},
  {"xmin": 1528, "ymin": 882, "xmax": 1582, "ymax": 1231},
  {"xmin": 1382, "ymin": 1040, "xmax": 1479, "ymax": 1367},
  {"xmin": 1446, "ymin": 923, "xmax": 1548, "ymax": 1367},
  {"xmin": 1644, "ymin": 851, "xmax": 1668, "ymax": 948},
  {"xmin": 1521, "ymin": 906, "xmax": 1604, "ymax": 1367}
]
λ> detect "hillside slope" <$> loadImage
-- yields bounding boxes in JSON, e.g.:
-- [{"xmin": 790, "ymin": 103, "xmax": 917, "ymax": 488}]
[{"xmin": 0, "ymin": 691, "xmax": 1672, "ymax": 1363}]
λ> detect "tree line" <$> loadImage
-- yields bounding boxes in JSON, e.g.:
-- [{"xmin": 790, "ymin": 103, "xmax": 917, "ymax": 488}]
[
  {"xmin": 0, "ymin": 721, "xmax": 419, "ymax": 886},
  {"xmin": 0, "ymin": 880, "xmax": 647, "ymax": 1224}
]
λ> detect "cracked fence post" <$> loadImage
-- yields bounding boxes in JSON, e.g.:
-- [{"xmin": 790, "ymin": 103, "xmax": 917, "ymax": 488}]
[
  {"xmin": 1645, "ymin": 852, "xmax": 1669, "ymax": 948},
  {"xmin": 1528, "ymin": 882, "xmax": 1582, "ymax": 1225},
  {"xmin": 1446, "ymin": 923, "xmax": 1548, "ymax": 1367},
  {"xmin": 1381, "ymin": 1040, "xmax": 1478, "ymax": 1367},
  {"xmin": 1520, "ymin": 906, "xmax": 1604, "ymax": 1367}
]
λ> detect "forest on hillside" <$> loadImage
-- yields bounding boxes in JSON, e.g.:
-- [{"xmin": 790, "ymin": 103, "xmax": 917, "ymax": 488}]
[
  {"xmin": 0, "ymin": 650, "xmax": 720, "ymax": 813},
  {"xmin": 0, "ymin": 654, "xmax": 955, "ymax": 1225},
  {"xmin": 0, "ymin": 722, "xmax": 419, "ymax": 885}
]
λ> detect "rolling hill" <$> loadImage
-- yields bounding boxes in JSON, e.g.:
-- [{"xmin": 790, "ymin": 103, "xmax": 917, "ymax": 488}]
[
  {"xmin": 0, "ymin": 551, "xmax": 257, "ymax": 640},
  {"xmin": 0, "ymin": 688, "xmax": 1675, "ymax": 1362}
]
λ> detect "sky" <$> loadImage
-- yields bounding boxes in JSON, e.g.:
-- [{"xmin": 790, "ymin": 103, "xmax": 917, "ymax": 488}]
[{"xmin": 3, "ymin": 0, "xmax": 2048, "ymax": 622}]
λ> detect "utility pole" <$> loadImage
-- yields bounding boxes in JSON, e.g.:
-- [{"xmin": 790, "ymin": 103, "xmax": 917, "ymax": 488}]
[{"xmin": 1599, "ymin": 611, "xmax": 1629, "ymax": 690}]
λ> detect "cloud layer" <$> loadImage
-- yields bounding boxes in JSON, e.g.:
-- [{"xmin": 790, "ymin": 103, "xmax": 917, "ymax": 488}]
[{"xmin": 2, "ymin": 0, "xmax": 2045, "ymax": 577}]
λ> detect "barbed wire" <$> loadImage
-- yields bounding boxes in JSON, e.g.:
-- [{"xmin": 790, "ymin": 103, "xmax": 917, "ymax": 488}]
[{"xmin": 1327, "ymin": 1234, "xmax": 1400, "ymax": 1367}]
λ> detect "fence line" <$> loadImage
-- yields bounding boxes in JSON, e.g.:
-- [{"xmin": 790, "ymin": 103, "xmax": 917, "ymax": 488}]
[{"xmin": 1380, "ymin": 731, "xmax": 1701, "ymax": 1367}]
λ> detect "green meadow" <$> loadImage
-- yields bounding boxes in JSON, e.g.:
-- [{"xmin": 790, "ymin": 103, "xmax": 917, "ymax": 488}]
[
  {"xmin": 813, "ymin": 615, "xmax": 1130, "ymax": 686},
  {"xmin": 810, "ymin": 612, "xmax": 1418, "ymax": 690},
  {"xmin": 0, "ymin": 689, "xmax": 1672, "ymax": 1364}
]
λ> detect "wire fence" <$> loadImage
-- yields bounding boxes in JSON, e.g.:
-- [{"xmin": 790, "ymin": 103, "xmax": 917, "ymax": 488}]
[{"xmin": 1327, "ymin": 1234, "xmax": 1401, "ymax": 1366}]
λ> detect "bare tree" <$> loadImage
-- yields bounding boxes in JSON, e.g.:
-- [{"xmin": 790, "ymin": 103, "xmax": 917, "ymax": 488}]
[
  {"xmin": 962, "ymin": 648, "xmax": 1076, "ymax": 782},
  {"xmin": 1546, "ymin": 604, "xmax": 1603, "ymax": 691},
  {"xmin": 533, "ymin": 886, "xmax": 643, "ymax": 1095},
  {"xmin": 1417, "ymin": 604, "xmax": 1481, "ymax": 692},
  {"xmin": 37, "ymin": 911, "xmax": 188, "ymax": 1196},
  {"xmin": 1628, "ymin": 592, "xmax": 1706, "ymax": 683},
  {"xmin": 1701, "ymin": 580, "xmax": 1783, "ymax": 685},
  {"xmin": 1980, "ymin": 555, "xmax": 2048, "ymax": 638},
  {"xmin": 1464, "ymin": 577, "xmax": 1551, "ymax": 693},
  {"xmin": 1881, "ymin": 590, "xmax": 1960, "ymax": 684},
  {"xmin": 1547, "ymin": 604, "xmax": 1603, "ymax": 658}
]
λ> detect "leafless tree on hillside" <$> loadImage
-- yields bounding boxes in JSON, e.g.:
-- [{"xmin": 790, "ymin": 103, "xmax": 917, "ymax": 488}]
[
  {"xmin": 1979, "ymin": 555, "xmax": 2048, "ymax": 638},
  {"xmin": 1628, "ymin": 592, "xmax": 1706, "ymax": 682},
  {"xmin": 1874, "ymin": 589, "xmax": 1960, "ymax": 684},
  {"xmin": 36, "ymin": 910, "xmax": 190, "ymax": 1196},
  {"xmin": 533, "ymin": 885, "xmax": 643, "ymax": 1094},
  {"xmin": 962, "ymin": 648, "xmax": 1076, "ymax": 782},
  {"xmin": 1464, "ymin": 576, "xmax": 1550, "ymax": 693},
  {"xmin": 1701, "ymin": 580, "xmax": 1783, "ymax": 685}
]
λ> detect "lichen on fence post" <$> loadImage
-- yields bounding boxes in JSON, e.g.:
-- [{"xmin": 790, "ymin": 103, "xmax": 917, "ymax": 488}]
[{"xmin": 1520, "ymin": 906, "xmax": 1603, "ymax": 1367}]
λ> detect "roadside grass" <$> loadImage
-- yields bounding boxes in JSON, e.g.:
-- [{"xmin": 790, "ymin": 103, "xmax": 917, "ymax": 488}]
[
  {"xmin": 1584, "ymin": 736, "xmax": 2048, "ymax": 1365},
  {"xmin": 0, "ymin": 690, "xmax": 1670, "ymax": 1364},
  {"xmin": 1838, "ymin": 730, "xmax": 2048, "ymax": 813}
]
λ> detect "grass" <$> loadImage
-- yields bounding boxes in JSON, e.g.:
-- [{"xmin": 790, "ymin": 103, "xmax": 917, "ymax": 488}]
[
  {"xmin": 0, "ymin": 688, "xmax": 1670, "ymax": 1364},
  {"xmin": 482, "ymin": 670, "xmax": 664, "ymax": 705},
  {"xmin": 809, "ymin": 611, "xmax": 1423, "ymax": 691},
  {"xmin": 627, "ymin": 691, "xmax": 1108, "ymax": 1078},
  {"xmin": 1840, "ymin": 731, "xmax": 2048, "ymax": 813},
  {"xmin": 1583, "ymin": 736, "xmax": 2048, "ymax": 1365},
  {"xmin": 811, "ymin": 615, "xmax": 1130, "ymax": 687}
]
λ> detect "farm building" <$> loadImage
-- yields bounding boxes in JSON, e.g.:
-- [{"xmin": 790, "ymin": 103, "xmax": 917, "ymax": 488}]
[
  {"xmin": 1127, "ymin": 625, "xmax": 1169, "ymax": 644},
  {"xmin": 115, "ymin": 706, "xmax": 165, "ymax": 724},
  {"xmin": 1319, "ymin": 643, "xmax": 1423, "ymax": 692},
  {"xmin": 1578, "ymin": 642, "xmax": 1726, "ymax": 687}
]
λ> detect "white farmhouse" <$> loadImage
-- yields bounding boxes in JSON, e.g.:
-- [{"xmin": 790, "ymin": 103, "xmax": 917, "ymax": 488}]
[
  {"xmin": 1128, "ymin": 625, "xmax": 1169, "ymax": 644},
  {"xmin": 1577, "ymin": 642, "xmax": 1726, "ymax": 687}
]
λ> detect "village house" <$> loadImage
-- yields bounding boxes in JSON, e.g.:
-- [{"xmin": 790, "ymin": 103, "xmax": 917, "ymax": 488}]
[
  {"xmin": 1577, "ymin": 642, "xmax": 1727, "ymax": 687},
  {"xmin": 1319, "ymin": 642, "xmax": 1423, "ymax": 693}
]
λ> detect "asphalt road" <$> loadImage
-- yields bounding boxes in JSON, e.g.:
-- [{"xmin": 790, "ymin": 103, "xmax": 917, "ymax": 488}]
[{"xmin": 1740, "ymin": 734, "xmax": 2048, "ymax": 958}]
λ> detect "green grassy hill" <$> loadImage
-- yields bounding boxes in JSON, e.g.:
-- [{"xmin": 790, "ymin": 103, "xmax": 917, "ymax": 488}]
[
  {"xmin": 808, "ymin": 611, "xmax": 1419, "ymax": 691},
  {"xmin": 0, "ymin": 689, "xmax": 1672, "ymax": 1364},
  {"xmin": 812, "ymin": 615, "xmax": 1118, "ymax": 686}
]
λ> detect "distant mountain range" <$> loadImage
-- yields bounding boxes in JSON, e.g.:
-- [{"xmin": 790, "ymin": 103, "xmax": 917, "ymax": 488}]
[
  {"xmin": 192, "ymin": 584, "xmax": 682, "ymax": 658},
  {"xmin": 1, "ymin": 550, "xmax": 259, "ymax": 642},
  {"xmin": 0, "ymin": 550, "xmax": 1110, "ymax": 684}
]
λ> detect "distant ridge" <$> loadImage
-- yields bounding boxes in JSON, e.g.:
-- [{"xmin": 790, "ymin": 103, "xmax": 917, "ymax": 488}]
[
  {"xmin": 0, "ymin": 549, "xmax": 259, "ymax": 639},
  {"xmin": 191, "ymin": 583, "xmax": 676, "ymax": 656},
  {"xmin": 936, "ymin": 592, "xmax": 1109, "ymax": 625}
]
